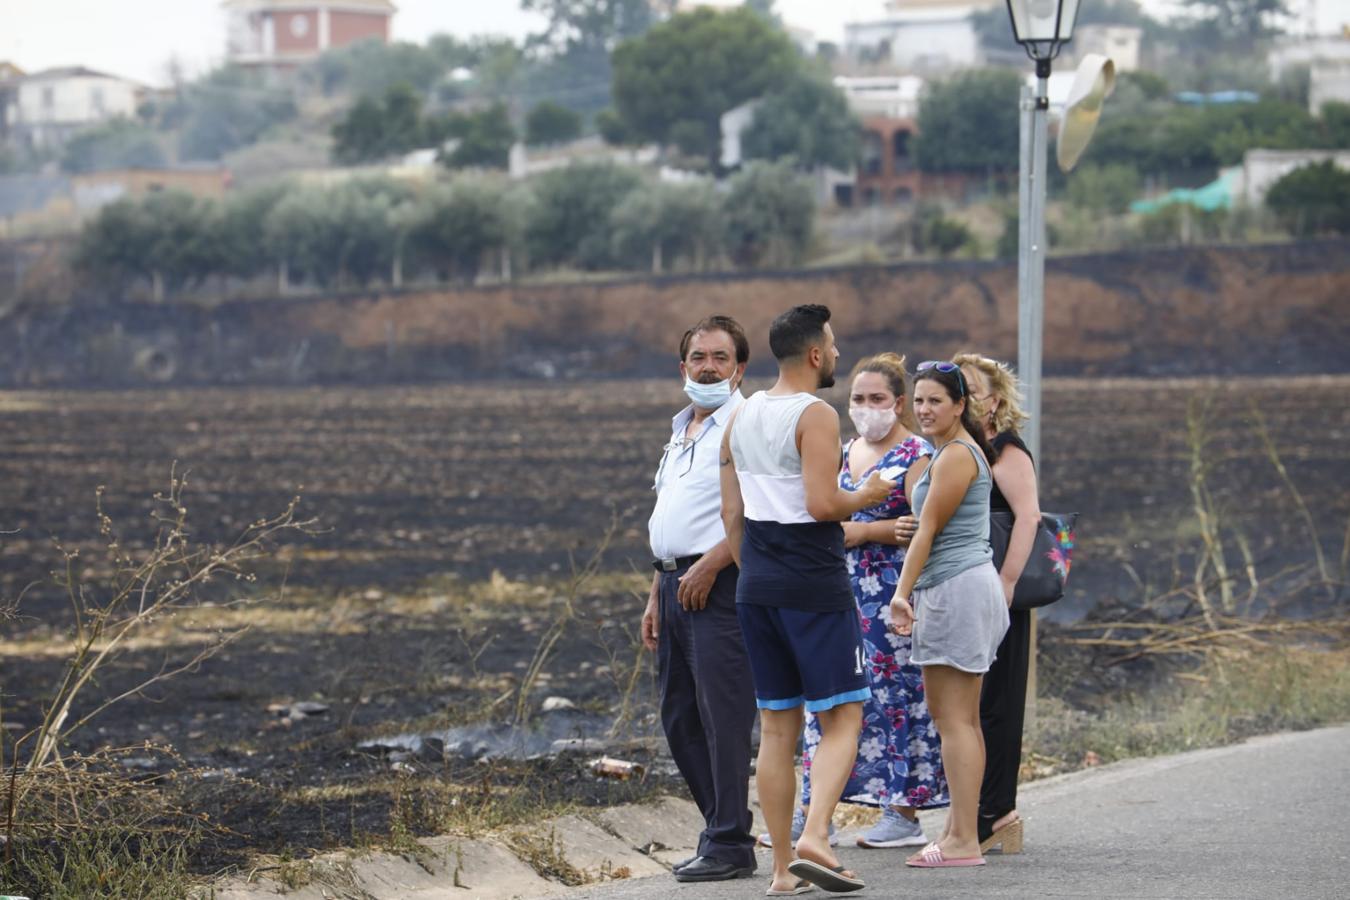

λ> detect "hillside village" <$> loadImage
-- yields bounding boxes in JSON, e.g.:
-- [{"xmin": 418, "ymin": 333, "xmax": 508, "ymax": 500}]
[{"xmin": 1, "ymin": 0, "xmax": 1348, "ymax": 304}]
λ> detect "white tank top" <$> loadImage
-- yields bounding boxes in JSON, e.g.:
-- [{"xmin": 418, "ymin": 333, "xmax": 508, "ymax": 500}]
[{"xmin": 729, "ymin": 391, "xmax": 822, "ymax": 524}]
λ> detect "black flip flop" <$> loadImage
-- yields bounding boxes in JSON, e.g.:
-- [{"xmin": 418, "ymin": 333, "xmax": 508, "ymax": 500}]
[{"xmin": 787, "ymin": 859, "xmax": 865, "ymax": 893}]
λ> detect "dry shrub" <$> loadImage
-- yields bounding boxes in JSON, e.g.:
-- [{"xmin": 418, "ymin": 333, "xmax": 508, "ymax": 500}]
[
  {"xmin": 2, "ymin": 747, "xmax": 201, "ymax": 899},
  {"xmin": 1, "ymin": 470, "xmax": 316, "ymax": 897},
  {"xmin": 512, "ymin": 512, "xmax": 621, "ymax": 727},
  {"xmin": 1033, "ymin": 398, "xmax": 1350, "ymax": 772}
]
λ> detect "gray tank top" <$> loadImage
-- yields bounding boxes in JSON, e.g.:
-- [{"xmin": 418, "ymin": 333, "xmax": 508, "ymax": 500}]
[{"xmin": 910, "ymin": 439, "xmax": 993, "ymax": 590}]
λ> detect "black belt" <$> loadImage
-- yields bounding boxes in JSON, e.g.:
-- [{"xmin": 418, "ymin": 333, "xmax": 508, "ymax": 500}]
[{"xmin": 652, "ymin": 554, "xmax": 702, "ymax": 572}]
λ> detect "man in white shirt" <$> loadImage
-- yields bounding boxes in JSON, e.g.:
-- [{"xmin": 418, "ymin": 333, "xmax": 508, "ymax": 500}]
[{"xmin": 643, "ymin": 315, "xmax": 757, "ymax": 883}]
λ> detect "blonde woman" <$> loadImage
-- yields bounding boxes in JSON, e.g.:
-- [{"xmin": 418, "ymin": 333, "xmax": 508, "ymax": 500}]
[{"xmin": 953, "ymin": 352, "xmax": 1039, "ymax": 855}]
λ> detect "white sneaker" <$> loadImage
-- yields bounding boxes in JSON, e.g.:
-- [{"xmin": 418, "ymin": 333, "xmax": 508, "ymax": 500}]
[
  {"xmin": 856, "ymin": 807, "xmax": 928, "ymax": 848},
  {"xmin": 757, "ymin": 807, "xmax": 839, "ymax": 848}
]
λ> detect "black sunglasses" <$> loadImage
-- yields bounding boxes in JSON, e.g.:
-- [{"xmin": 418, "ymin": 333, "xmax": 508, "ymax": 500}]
[{"xmin": 916, "ymin": 360, "xmax": 965, "ymax": 397}]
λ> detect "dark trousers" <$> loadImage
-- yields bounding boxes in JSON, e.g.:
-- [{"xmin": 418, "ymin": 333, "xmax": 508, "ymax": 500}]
[
  {"xmin": 979, "ymin": 607, "xmax": 1031, "ymax": 820},
  {"xmin": 657, "ymin": 562, "xmax": 757, "ymax": 867}
]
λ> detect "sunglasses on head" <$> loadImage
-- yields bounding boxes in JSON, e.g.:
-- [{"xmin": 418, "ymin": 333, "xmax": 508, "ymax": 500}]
[{"xmin": 916, "ymin": 360, "xmax": 965, "ymax": 397}]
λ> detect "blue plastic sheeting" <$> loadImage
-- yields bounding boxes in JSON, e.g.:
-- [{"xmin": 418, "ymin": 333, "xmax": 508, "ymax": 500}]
[{"xmin": 1174, "ymin": 90, "xmax": 1260, "ymax": 105}]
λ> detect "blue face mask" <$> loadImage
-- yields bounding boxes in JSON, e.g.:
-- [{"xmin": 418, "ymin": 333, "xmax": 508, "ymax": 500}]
[{"xmin": 683, "ymin": 376, "xmax": 736, "ymax": 410}]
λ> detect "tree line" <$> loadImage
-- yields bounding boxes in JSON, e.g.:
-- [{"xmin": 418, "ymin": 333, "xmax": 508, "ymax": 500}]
[
  {"xmin": 329, "ymin": 6, "xmax": 856, "ymax": 174},
  {"xmin": 73, "ymin": 161, "xmax": 818, "ymax": 301}
]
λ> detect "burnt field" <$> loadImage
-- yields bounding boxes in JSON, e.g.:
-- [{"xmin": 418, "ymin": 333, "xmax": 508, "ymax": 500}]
[
  {"xmin": 5, "ymin": 377, "xmax": 1348, "ymax": 616},
  {"xmin": 2, "ymin": 377, "xmax": 1348, "ymax": 870}
]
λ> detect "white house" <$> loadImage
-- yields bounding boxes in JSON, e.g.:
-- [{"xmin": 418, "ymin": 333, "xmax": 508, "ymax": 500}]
[
  {"xmin": 1068, "ymin": 24, "xmax": 1142, "ymax": 73},
  {"xmin": 1267, "ymin": 34, "xmax": 1350, "ymax": 114},
  {"xmin": 1239, "ymin": 148, "xmax": 1350, "ymax": 206},
  {"xmin": 845, "ymin": 0, "xmax": 1001, "ymax": 74},
  {"xmin": 834, "ymin": 75, "xmax": 924, "ymax": 119},
  {"xmin": 1268, "ymin": 34, "xmax": 1350, "ymax": 80},
  {"xmin": 506, "ymin": 136, "xmax": 660, "ymax": 180},
  {"xmin": 3, "ymin": 67, "xmax": 141, "ymax": 150},
  {"xmin": 1310, "ymin": 57, "xmax": 1350, "ymax": 112}
]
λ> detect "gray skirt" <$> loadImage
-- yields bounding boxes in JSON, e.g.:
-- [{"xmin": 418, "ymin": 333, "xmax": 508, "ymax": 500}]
[{"xmin": 909, "ymin": 562, "xmax": 1010, "ymax": 674}]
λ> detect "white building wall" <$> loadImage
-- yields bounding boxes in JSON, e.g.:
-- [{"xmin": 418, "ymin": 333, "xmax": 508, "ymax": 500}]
[
  {"xmin": 1241, "ymin": 149, "xmax": 1350, "ymax": 205},
  {"xmin": 507, "ymin": 136, "xmax": 660, "ymax": 180},
  {"xmin": 845, "ymin": 16, "xmax": 981, "ymax": 73},
  {"xmin": 1070, "ymin": 24, "xmax": 1142, "ymax": 73},
  {"xmin": 894, "ymin": 19, "xmax": 981, "ymax": 71},
  {"xmin": 719, "ymin": 100, "xmax": 759, "ymax": 169},
  {"xmin": 834, "ymin": 76, "xmax": 924, "ymax": 119},
  {"xmin": 1268, "ymin": 36, "xmax": 1350, "ymax": 81},
  {"xmin": 226, "ymin": 9, "xmax": 264, "ymax": 59},
  {"xmin": 14, "ymin": 75, "xmax": 137, "ymax": 127},
  {"xmin": 1310, "ymin": 60, "xmax": 1350, "ymax": 113},
  {"xmin": 846, "ymin": 20, "xmax": 904, "ymax": 55}
]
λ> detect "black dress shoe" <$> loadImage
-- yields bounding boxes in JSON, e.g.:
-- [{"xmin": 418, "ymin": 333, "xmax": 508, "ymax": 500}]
[
  {"xmin": 672, "ymin": 855, "xmax": 755, "ymax": 882},
  {"xmin": 671, "ymin": 855, "xmax": 699, "ymax": 871}
]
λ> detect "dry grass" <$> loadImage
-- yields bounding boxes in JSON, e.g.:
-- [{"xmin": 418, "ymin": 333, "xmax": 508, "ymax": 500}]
[
  {"xmin": 1052, "ymin": 613, "xmax": 1349, "ymax": 667},
  {"xmin": 1030, "ymin": 641, "xmax": 1350, "ymax": 771},
  {"xmin": 2, "ymin": 474, "xmax": 316, "ymax": 898},
  {"xmin": 0, "ymin": 746, "xmax": 208, "ymax": 899},
  {"xmin": 504, "ymin": 827, "xmax": 592, "ymax": 887}
]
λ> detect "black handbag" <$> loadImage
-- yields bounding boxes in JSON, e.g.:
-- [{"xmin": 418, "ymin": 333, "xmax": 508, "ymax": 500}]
[{"xmin": 989, "ymin": 510, "xmax": 1078, "ymax": 611}]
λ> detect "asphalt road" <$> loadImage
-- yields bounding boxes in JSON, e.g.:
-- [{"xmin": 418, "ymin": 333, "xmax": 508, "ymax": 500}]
[{"xmin": 560, "ymin": 724, "xmax": 1350, "ymax": 900}]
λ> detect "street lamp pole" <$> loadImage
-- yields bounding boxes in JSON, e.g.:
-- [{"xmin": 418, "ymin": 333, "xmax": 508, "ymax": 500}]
[
  {"xmin": 1005, "ymin": 0, "xmax": 1079, "ymax": 733},
  {"xmin": 1006, "ymin": 0, "xmax": 1079, "ymax": 456},
  {"xmin": 1017, "ymin": 57, "xmax": 1051, "ymax": 463}
]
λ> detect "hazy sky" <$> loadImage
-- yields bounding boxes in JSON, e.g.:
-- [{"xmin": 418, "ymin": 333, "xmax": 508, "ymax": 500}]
[{"xmin": 2, "ymin": 0, "xmax": 1346, "ymax": 87}]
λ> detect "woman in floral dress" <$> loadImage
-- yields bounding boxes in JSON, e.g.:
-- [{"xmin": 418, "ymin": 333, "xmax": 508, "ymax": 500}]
[{"xmin": 760, "ymin": 353, "xmax": 948, "ymax": 850}]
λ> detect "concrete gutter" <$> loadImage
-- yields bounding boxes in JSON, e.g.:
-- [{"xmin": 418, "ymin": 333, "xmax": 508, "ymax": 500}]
[
  {"xmin": 211, "ymin": 725, "xmax": 1350, "ymax": 899},
  {"xmin": 208, "ymin": 795, "xmax": 718, "ymax": 899}
]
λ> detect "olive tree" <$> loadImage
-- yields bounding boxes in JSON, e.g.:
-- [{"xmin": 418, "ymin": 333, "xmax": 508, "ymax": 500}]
[
  {"xmin": 722, "ymin": 160, "xmax": 815, "ymax": 268},
  {"xmin": 610, "ymin": 180, "xmax": 725, "ymax": 273}
]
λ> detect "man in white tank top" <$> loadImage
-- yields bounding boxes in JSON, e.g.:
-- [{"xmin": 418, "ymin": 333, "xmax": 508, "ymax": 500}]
[{"xmin": 720, "ymin": 305, "xmax": 892, "ymax": 895}]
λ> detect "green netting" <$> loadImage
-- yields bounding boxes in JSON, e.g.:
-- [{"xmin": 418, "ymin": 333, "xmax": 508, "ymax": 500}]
[{"xmin": 1130, "ymin": 169, "xmax": 1239, "ymax": 214}]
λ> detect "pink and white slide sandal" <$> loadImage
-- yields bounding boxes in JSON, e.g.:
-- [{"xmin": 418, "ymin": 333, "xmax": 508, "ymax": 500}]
[{"xmin": 905, "ymin": 844, "xmax": 986, "ymax": 868}]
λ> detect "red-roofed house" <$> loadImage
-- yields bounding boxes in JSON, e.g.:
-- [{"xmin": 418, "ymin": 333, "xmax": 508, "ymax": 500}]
[{"xmin": 224, "ymin": 1, "xmax": 396, "ymax": 68}]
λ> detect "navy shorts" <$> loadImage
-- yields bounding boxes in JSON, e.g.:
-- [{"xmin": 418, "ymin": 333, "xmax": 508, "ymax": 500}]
[{"xmin": 735, "ymin": 604, "xmax": 871, "ymax": 713}]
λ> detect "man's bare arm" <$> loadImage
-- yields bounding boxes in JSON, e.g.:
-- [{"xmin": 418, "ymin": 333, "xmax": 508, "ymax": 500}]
[
  {"xmin": 718, "ymin": 412, "xmax": 750, "ymax": 564},
  {"xmin": 719, "ymin": 413, "xmax": 745, "ymax": 569}
]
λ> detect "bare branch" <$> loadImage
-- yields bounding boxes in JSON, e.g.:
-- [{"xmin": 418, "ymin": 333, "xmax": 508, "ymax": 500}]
[{"xmin": 1249, "ymin": 401, "xmax": 1331, "ymax": 590}]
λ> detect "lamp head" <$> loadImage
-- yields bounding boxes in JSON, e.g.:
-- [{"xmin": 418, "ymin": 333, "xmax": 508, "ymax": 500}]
[{"xmin": 1005, "ymin": 0, "xmax": 1081, "ymax": 61}]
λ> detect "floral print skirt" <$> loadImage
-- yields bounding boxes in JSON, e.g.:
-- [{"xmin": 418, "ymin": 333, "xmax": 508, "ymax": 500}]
[{"xmin": 800, "ymin": 543, "xmax": 949, "ymax": 810}]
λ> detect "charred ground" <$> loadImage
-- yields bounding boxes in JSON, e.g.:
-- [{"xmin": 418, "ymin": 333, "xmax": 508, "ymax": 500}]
[{"xmin": 2, "ymin": 377, "xmax": 1347, "ymax": 871}]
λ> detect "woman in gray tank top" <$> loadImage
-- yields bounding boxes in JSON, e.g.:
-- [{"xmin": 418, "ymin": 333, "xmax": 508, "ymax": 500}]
[{"xmin": 888, "ymin": 362, "xmax": 1010, "ymax": 869}]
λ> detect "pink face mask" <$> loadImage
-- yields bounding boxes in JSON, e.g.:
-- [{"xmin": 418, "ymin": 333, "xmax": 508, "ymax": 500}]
[{"xmin": 849, "ymin": 406, "xmax": 896, "ymax": 442}]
